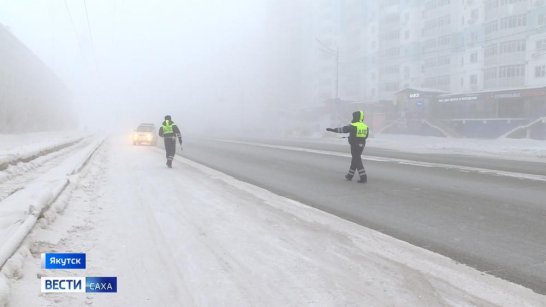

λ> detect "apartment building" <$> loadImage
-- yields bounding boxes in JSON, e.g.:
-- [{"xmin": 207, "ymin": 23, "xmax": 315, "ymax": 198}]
[
  {"xmin": 326, "ymin": 0, "xmax": 546, "ymax": 98},
  {"xmin": 335, "ymin": 0, "xmax": 424, "ymax": 102}
]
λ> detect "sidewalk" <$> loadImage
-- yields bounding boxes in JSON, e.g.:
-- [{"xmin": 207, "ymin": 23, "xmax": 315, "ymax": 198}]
[{"xmin": 6, "ymin": 137, "xmax": 546, "ymax": 306}]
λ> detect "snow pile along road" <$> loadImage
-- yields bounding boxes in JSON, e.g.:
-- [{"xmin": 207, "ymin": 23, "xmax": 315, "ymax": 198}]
[
  {"xmin": 6, "ymin": 137, "xmax": 546, "ymax": 306},
  {"xmin": 0, "ymin": 133, "xmax": 104, "ymax": 306},
  {"xmin": 0, "ymin": 131, "xmax": 86, "ymax": 170}
]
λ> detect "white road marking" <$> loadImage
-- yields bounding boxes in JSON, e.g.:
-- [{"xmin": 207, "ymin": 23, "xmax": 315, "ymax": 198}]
[{"xmin": 218, "ymin": 140, "xmax": 546, "ymax": 182}]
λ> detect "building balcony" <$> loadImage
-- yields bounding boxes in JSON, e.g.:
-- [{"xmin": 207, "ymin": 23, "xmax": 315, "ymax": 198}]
[
  {"xmin": 484, "ymin": 76, "xmax": 526, "ymax": 89},
  {"xmin": 484, "ymin": 52, "xmax": 526, "ymax": 66},
  {"xmin": 484, "ymin": 3, "xmax": 530, "ymax": 21}
]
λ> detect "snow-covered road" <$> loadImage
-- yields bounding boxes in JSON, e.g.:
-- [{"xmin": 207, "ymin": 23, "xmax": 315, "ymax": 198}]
[{"xmin": 3, "ymin": 136, "xmax": 546, "ymax": 306}]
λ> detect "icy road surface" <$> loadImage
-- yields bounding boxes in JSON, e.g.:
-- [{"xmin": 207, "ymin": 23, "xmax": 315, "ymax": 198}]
[
  {"xmin": 182, "ymin": 137, "xmax": 546, "ymax": 295},
  {"xmin": 5, "ymin": 136, "xmax": 546, "ymax": 306}
]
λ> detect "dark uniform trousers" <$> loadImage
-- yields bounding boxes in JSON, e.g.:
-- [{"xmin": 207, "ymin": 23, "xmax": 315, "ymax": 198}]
[
  {"xmin": 348, "ymin": 143, "xmax": 366, "ymax": 179},
  {"xmin": 164, "ymin": 136, "xmax": 176, "ymax": 161}
]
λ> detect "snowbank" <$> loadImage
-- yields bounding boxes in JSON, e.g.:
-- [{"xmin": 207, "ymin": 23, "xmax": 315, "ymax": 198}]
[
  {"xmin": 0, "ymin": 137, "xmax": 104, "ymax": 265},
  {"xmin": 0, "ymin": 136, "xmax": 105, "ymax": 305},
  {"xmin": 0, "ymin": 131, "xmax": 86, "ymax": 170}
]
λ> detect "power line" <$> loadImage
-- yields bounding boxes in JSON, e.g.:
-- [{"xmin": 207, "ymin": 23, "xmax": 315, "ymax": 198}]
[
  {"xmin": 111, "ymin": 0, "xmax": 126, "ymax": 48},
  {"xmin": 64, "ymin": 0, "xmax": 83, "ymax": 55},
  {"xmin": 83, "ymin": 0, "xmax": 94, "ymax": 46},
  {"xmin": 82, "ymin": 0, "xmax": 98, "ymax": 70}
]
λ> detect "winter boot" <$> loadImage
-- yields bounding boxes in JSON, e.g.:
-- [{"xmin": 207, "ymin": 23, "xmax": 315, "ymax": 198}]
[
  {"xmin": 345, "ymin": 169, "xmax": 355, "ymax": 181},
  {"xmin": 357, "ymin": 169, "xmax": 367, "ymax": 183},
  {"xmin": 166, "ymin": 160, "xmax": 172, "ymax": 168}
]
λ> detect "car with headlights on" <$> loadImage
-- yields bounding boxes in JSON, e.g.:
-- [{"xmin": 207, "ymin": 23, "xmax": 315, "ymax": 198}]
[{"xmin": 132, "ymin": 123, "xmax": 157, "ymax": 146}]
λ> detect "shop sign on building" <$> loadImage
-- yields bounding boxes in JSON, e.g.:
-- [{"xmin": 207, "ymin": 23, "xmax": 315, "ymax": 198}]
[{"xmin": 438, "ymin": 96, "xmax": 478, "ymax": 103}]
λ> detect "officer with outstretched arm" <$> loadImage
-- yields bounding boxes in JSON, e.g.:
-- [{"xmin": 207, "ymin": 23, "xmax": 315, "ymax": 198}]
[{"xmin": 326, "ymin": 110, "xmax": 369, "ymax": 183}]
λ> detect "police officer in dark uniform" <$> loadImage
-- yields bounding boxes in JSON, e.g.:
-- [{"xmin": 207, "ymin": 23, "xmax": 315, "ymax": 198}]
[
  {"xmin": 158, "ymin": 115, "xmax": 182, "ymax": 168},
  {"xmin": 326, "ymin": 110, "xmax": 369, "ymax": 183}
]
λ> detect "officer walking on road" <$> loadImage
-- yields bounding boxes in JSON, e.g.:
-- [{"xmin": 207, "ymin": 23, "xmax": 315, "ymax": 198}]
[
  {"xmin": 326, "ymin": 110, "xmax": 369, "ymax": 183},
  {"xmin": 158, "ymin": 115, "xmax": 183, "ymax": 168}
]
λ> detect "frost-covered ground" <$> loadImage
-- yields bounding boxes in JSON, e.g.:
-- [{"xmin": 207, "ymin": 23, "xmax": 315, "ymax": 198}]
[
  {"xmin": 311, "ymin": 133, "xmax": 546, "ymax": 162},
  {"xmin": 0, "ymin": 131, "xmax": 84, "ymax": 166},
  {"xmin": 3, "ymin": 134, "xmax": 546, "ymax": 306}
]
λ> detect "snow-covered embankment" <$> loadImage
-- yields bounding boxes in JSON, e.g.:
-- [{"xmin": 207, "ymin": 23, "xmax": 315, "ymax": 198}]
[{"xmin": 0, "ymin": 133, "xmax": 105, "ymax": 305}]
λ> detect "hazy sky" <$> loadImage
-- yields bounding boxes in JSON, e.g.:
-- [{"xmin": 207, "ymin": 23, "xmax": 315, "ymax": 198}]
[{"xmin": 0, "ymin": 0, "xmax": 269, "ymax": 132}]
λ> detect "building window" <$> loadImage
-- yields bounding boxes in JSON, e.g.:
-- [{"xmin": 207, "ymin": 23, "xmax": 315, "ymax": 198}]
[
  {"xmin": 424, "ymin": 38, "xmax": 437, "ymax": 50},
  {"xmin": 539, "ymin": 13, "xmax": 546, "ymax": 26},
  {"xmin": 535, "ymin": 65, "xmax": 546, "ymax": 78},
  {"xmin": 499, "ymin": 39, "xmax": 526, "ymax": 54},
  {"xmin": 484, "ymin": 44, "xmax": 498, "ymax": 56},
  {"xmin": 484, "ymin": 67, "xmax": 498, "ymax": 81},
  {"xmin": 470, "ymin": 52, "xmax": 478, "ymax": 63},
  {"xmin": 381, "ymin": 65, "xmax": 400, "ymax": 74},
  {"xmin": 383, "ymin": 82, "xmax": 399, "ymax": 91},
  {"xmin": 438, "ymin": 34, "xmax": 451, "ymax": 46},
  {"xmin": 425, "ymin": 0, "xmax": 451, "ymax": 9},
  {"xmin": 423, "ymin": 55, "xmax": 450, "ymax": 69},
  {"xmin": 536, "ymin": 39, "xmax": 546, "ymax": 51},
  {"xmin": 470, "ymin": 74, "xmax": 478, "ymax": 86},
  {"xmin": 498, "ymin": 64, "xmax": 525, "ymax": 78},
  {"xmin": 485, "ymin": 0, "xmax": 499, "ymax": 10},
  {"xmin": 499, "ymin": 0, "xmax": 526, "ymax": 5},
  {"xmin": 471, "ymin": 9, "xmax": 479, "ymax": 20},
  {"xmin": 381, "ymin": 30, "xmax": 400, "ymax": 41},
  {"xmin": 471, "ymin": 32, "xmax": 478, "ymax": 43},
  {"xmin": 424, "ymin": 75, "xmax": 450, "ymax": 91},
  {"xmin": 423, "ymin": 14, "xmax": 451, "ymax": 34},
  {"xmin": 485, "ymin": 21, "xmax": 498, "ymax": 34},
  {"xmin": 383, "ymin": 47, "xmax": 400, "ymax": 57},
  {"xmin": 500, "ymin": 14, "xmax": 527, "ymax": 30}
]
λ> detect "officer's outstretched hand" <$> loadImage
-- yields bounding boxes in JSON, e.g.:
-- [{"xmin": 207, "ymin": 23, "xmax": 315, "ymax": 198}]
[{"xmin": 326, "ymin": 128, "xmax": 334, "ymax": 132}]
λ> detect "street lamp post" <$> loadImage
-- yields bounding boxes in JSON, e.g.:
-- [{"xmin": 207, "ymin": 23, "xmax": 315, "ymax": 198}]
[{"xmin": 316, "ymin": 38, "xmax": 340, "ymax": 124}]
